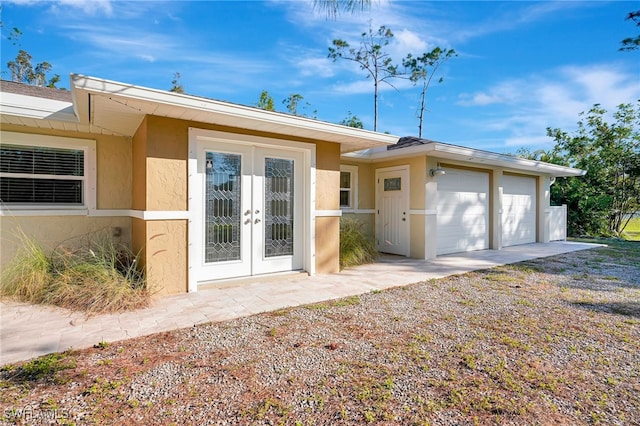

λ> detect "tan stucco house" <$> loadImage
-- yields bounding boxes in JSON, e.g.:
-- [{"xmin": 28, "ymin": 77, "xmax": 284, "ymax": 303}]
[{"xmin": 0, "ymin": 76, "xmax": 584, "ymax": 296}]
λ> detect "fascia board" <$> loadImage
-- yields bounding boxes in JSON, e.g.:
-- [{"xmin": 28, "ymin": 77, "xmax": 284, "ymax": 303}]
[
  {"xmin": 70, "ymin": 74, "xmax": 398, "ymax": 147},
  {"xmin": 429, "ymin": 143, "xmax": 585, "ymax": 177},
  {"xmin": 342, "ymin": 141, "xmax": 585, "ymax": 177}
]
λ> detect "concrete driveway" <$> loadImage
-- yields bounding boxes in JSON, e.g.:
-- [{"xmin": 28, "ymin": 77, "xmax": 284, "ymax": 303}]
[{"xmin": 0, "ymin": 241, "xmax": 601, "ymax": 366}]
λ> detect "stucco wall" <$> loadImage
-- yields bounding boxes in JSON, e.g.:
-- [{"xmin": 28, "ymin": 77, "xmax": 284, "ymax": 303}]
[
  {"xmin": 130, "ymin": 218, "xmax": 187, "ymax": 296},
  {"xmin": 145, "ymin": 116, "xmax": 188, "ymax": 211},
  {"xmin": 145, "ymin": 220, "xmax": 188, "ymax": 295},
  {"xmin": 1, "ymin": 125, "xmax": 132, "ymax": 210},
  {"xmin": 342, "ymin": 153, "xmax": 555, "ymax": 261},
  {"xmin": 314, "ymin": 141, "xmax": 341, "ymax": 273},
  {"xmin": 0, "ymin": 215, "xmax": 132, "ymax": 266},
  {"xmin": 371, "ymin": 156, "xmax": 426, "ymax": 210},
  {"xmin": 315, "ymin": 216, "xmax": 340, "ymax": 273},
  {"xmin": 132, "ymin": 118, "xmax": 147, "ymax": 211},
  {"xmin": 0, "ymin": 125, "xmax": 133, "ymax": 267},
  {"xmin": 341, "ymin": 161, "xmax": 375, "ymax": 210},
  {"xmin": 132, "ymin": 117, "xmax": 343, "ymax": 290},
  {"xmin": 315, "ymin": 142, "xmax": 340, "ymax": 210}
]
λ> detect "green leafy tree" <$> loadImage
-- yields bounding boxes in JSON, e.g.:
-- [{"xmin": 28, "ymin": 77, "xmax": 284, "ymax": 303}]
[
  {"xmin": 339, "ymin": 111, "xmax": 364, "ymax": 128},
  {"xmin": 313, "ymin": 0, "xmax": 371, "ymax": 19},
  {"xmin": 0, "ymin": 21, "xmax": 22, "ymax": 46},
  {"xmin": 2, "ymin": 23, "xmax": 59, "ymax": 89},
  {"xmin": 282, "ymin": 93, "xmax": 317, "ymax": 118},
  {"xmin": 328, "ymin": 25, "xmax": 400, "ymax": 131},
  {"xmin": 256, "ymin": 90, "xmax": 275, "ymax": 111},
  {"xmin": 169, "ymin": 72, "xmax": 184, "ymax": 94},
  {"xmin": 620, "ymin": 10, "xmax": 640, "ymax": 51},
  {"xmin": 283, "ymin": 93, "xmax": 303, "ymax": 115},
  {"xmin": 403, "ymin": 47, "xmax": 457, "ymax": 138},
  {"xmin": 546, "ymin": 102, "xmax": 640, "ymax": 236},
  {"xmin": 7, "ymin": 49, "xmax": 60, "ymax": 88}
]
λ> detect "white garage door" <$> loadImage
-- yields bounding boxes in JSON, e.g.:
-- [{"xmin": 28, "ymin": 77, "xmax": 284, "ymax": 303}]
[
  {"xmin": 437, "ymin": 168, "xmax": 489, "ymax": 255},
  {"xmin": 502, "ymin": 175, "xmax": 537, "ymax": 247}
]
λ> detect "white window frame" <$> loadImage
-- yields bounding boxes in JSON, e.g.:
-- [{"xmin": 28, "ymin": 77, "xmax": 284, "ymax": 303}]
[
  {"xmin": 340, "ymin": 165, "xmax": 358, "ymax": 211},
  {"xmin": 0, "ymin": 131, "xmax": 96, "ymax": 212}
]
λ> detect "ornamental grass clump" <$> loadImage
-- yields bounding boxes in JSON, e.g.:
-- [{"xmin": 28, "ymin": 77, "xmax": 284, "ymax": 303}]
[
  {"xmin": 339, "ymin": 217, "xmax": 378, "ymax": 269},
  {"xmin": 0, "ymin": 230, "xmax": 149, "ymax": 315}
]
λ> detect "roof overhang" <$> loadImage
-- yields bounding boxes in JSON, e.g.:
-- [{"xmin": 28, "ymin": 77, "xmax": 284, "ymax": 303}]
[
  {"xmin": 70, "ymin": 74, "xmax": 398, "ymax": 153},
  {"xmin": 343, "ymin": 141, "xmax": 586, "ymax": 177}
]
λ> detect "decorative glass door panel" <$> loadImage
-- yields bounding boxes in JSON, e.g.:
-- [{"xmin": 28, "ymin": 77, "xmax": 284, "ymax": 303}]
[
  {"xmin": 195, "ymin": 141, "xmax": 303, "ymax": 283},
  {"xmin": 264, "ymin": 157, "xmax": 294, "ymax": 258},
  {"xmin": 205, "ymin": 152, "xmax": 241, "ymax": 263}
]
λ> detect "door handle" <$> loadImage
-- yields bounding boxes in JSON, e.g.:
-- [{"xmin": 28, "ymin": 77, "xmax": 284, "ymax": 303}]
[
  {"xmin": 255, "ymin": 218, "xmax": 261, "ymax": 224},
  {"xmin": 244, "ymin": 210, "xmax": 251, "ymax": 216},
  {"xmin": 244, "ymin": 219, "xmax": 251, "ymax": 225}
]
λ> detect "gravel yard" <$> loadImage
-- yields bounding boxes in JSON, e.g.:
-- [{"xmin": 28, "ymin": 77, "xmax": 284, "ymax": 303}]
[{"xmin": 1, "ymin": 241, "xmax": 639, "ymax": 425}]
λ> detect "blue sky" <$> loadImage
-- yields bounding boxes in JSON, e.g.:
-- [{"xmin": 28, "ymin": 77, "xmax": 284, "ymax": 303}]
[{"xmin": 1, "ymin": 0, "xmax": 638, "ymax": 152}]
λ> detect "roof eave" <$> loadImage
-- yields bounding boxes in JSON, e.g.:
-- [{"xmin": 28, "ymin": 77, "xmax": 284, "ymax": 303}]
[
  {"xmin": 70, "ymin": 74, "xmax": 398, "ymax": 151},
  {"xmin": 343, "ymin": 141, "xmax": 585, "ymax": 177}
]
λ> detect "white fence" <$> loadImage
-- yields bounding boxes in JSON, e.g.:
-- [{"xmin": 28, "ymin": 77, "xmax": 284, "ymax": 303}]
[{"xmin": 549, "ymin": 204, "xmax": 567, "ymax": 241}]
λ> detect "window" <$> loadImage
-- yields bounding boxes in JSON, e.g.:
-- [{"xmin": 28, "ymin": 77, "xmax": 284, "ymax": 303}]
[
  {"xmin": 340, "ymin": 165, "xmax": 358, "ymax": 209},
  {"xmin": 383, "ymin": 177, "xmax": 401, "ymax": 191},
  {"xmin": 0, "ymin": 132, "xmax": 95, "ymax": 209}
]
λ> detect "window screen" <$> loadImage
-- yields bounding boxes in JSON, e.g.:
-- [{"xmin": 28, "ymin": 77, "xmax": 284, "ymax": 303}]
[
  {"xmin": 0, "ymin": 144, "xmax": 85, "ymax": 205},
  {"xmin": 340, "ymin": 171, "xmax": 352, "ymax": 207}
]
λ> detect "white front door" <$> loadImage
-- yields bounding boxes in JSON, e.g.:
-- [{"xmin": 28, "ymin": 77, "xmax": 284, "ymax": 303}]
[
  {"xmin": 193, "ymin": 141, "xmax": 304, "ymax": 282},
  {"xmin": 376, "ymin": 167, "xmax": 410, "ymax": 256}
]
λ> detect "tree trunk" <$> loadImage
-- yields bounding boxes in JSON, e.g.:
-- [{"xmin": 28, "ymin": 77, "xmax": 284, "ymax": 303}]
[{"xmin": 373, "ymin": 80, "xmax": 378, "ymax": 132}]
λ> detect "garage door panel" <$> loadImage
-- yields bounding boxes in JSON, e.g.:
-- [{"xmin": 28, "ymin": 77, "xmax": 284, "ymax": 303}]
[
  {"xmin": 502, "ymin": 175, "xmax": 536, "ymax": 247},
  {"xmin": 437, "ymin": 169, "xmax": 489, "ymax": 255}
]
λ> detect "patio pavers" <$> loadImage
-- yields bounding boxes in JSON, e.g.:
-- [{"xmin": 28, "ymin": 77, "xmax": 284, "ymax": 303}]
[{"xmin": 0, "ymin": 241, "xmax": 600, "ymax": 365}]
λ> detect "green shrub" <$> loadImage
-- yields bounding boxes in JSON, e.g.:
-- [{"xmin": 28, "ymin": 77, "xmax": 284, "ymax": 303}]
[
  {"xmin": 0, "ymin": 230, "xmax": 149, "ymax": 314},
  {"xmin": 339, "ymin": 217, "xmax": 378, "ymax": 269}
]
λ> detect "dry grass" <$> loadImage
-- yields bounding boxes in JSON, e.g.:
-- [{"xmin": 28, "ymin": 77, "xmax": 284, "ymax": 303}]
[
  {"xmin": 1, "ymin": 241, "xmax": 638, "ymax": 425},
  {"xmin": 339, "ymin": 217, "xmax": 378, "ymax": 269},
  {"xmin": 0, "ymin": 230, "xmax": 149, "ymax": 315}
]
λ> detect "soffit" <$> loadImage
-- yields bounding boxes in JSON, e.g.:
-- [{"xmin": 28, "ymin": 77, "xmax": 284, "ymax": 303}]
[{"xmin": 72, "ymin": 74, "xmax": 398, "ymax": 152}]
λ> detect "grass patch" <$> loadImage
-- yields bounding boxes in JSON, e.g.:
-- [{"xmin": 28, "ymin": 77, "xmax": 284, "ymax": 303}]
[
  {"xmin": 1, "ymin": 352, "xmax": 76, "ymax": 384},
  {"xmin": 340, "ymin": 217, "xmax": 378, "ymax": 269},
  {"xmin": 332, "ymin": 295, "xmax": 361, "ymax": 307},
  {"xmin": 0, "ymin": 230, "xmax": 149, "ymax": 314},
  {"xmin": 621, "ymin": 216, "xmax": 640, "ymax": 241}
]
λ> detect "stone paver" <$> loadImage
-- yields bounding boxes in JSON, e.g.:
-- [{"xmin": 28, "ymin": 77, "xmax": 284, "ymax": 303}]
[{"xmin": 0, "ymin": 241, "xmax": 601, "ymax": 365}]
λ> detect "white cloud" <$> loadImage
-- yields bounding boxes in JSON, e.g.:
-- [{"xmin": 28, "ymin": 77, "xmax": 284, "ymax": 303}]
[
  {"xmin": 55, "ymin": 0, "xmax": 113, "ymax": 15},
  {"xmin": 393, "ymin": 29, "xmax": 427, "ymax": 56},
  {"xmin": 330, "ymin": 79, "xmax": 372, "ymax": 95},
  {"xmin": 458, "ymin": 80, "xmax": 524, "ymax": 107},
  {"xmin": 296, "ymin": 56, "xmax": 336, "ymax": 78},
  {"xmin": 5, "ymin": 0, "xmax": 117, "ymax": 16},
  {"xmin": 62, "ymin": 24, "xmax": 177, "ymax": 62},
  {"xmin": 450, "ymin": 1, "xmax": 589, "ymax": 43},
  {"xmin": 455, "ymin": 63, "xmax": 640, "ymax": 149},
  {"xmin": 504, "ymin": 135, "xmax": 552, "ymax": 148}
]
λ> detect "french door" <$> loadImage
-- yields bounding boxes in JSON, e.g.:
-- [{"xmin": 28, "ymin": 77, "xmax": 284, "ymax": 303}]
[{"xmin": 194, "ymin": 141, "xmax": 303, "ymax": 282}]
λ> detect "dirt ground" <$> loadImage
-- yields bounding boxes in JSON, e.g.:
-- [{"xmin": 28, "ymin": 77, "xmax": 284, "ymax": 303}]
[{"xmin": 1, "ymin": 240, "xmax": 639, "ymax": 425}]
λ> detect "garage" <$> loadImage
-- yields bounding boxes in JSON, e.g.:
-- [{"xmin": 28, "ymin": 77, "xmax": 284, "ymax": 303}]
[
  {"xmin": 437, "ymin": 168, "xmax": 489, "ymax": 255},
  {"xmin": 502, "ymin": 174, "xmax": 537, "ymax": 247}
]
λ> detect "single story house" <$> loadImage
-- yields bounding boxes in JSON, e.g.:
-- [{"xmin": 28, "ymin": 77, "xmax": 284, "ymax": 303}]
[{"xmin": 0, "ymin": 76, "xmax": 584, "ymax": 296}]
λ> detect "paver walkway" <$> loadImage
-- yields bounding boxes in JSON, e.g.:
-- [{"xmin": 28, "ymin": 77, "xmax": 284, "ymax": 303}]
[{"xmin": 1, "ymin": 241, "xmax": 601, "ymax": 365}]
